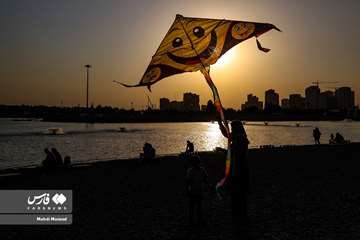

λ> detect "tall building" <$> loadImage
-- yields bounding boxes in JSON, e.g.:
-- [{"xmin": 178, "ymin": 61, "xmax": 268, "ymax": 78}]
[
  {"xmin": 183, "ymin": 92, "xmax": 200, "ymax": 111},
  {"xmin": 159, "ymin": 98, "xmax": 170, "ymax": 111},
  {"xmin": 281, "ymin": 98, "xmax": 290, "ymax": 109},
  {"xmin": 289, "ymin": 94, "xmax": 305, "ymax": 109},
  {"xmin": 241, "ymin": 94, "xmax": 263, "ymax": 110},
  {"xmin": 265, "ymin": 89, "xmax": 279, "ymax": 108},
  {"xmin": 159, "ymin": 92, "xmax": 200, "ymax": 111},
  {"xmin": 335, "ymin": 87, "xmax": 355, "ymax": 110},
  {"xmin": 305, "ymin": 85, "xmax": 320, "ymax": 109},
  {"xmin": 319, "ymin": 91, "xmax": 337, "ymax": 110}
]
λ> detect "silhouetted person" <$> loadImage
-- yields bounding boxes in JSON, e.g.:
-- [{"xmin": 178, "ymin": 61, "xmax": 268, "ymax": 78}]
[
  {"xmin": 329, "ymin": 134, "xmax": 336, "ymax": 144},
  {"xmin": 335, "ymin": 132, "xmax": 345, "ymax": 144},
  {"xmin": 51, "ymin": 148, "xmax": 63, "ymax": 166},
  {"xmin": 218, "ymin": 119, "xmax": 250, "ymax": 227},
  {"xmin": 142, "ymin": 142, "xmax": 156, "ymax": 162},
  {"xmin": 64, "ymin": 156, "xmax": 71, "ymax": 167},
  {"xmin": 186, "ymin": 155, "xmax": 209, "ymax": 227},
  {"xmin": 42, "ymin": 148, "xmax": 56, "ymax": 169},
  {"xmin": 313, "ymin": 127, "xmax": 321, "ymax": 144},
  {"xmin": 185, "ymin": 140, "xmax": 194, "ymax": 154}
]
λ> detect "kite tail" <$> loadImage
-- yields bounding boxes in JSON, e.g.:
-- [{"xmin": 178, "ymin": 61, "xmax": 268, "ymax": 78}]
[{"xmin": 200, "ymin": 69, "xmax": 231, "ymax": 200}]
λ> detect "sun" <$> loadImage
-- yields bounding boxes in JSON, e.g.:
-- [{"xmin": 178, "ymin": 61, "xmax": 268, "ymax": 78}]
[{"xmin": 214, "ymin": 50, "xmax": 236, "ymax": 67}]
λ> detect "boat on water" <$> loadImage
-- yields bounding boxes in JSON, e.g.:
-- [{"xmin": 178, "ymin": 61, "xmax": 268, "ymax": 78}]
[{"xmin": 45, "ymin": 128, "xmax": 64, "ymax": 135}]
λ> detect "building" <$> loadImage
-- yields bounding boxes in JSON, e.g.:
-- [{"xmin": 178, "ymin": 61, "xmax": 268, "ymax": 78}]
[
  {"xmin": 265, "ymin": 89, "xmax": 279, "ymax": 109},
  {"xmin": 281, "ymin": 98, "xmax": 290, "ymax": 109},
  {"xmin": 183, "ymin": 92, "xmax": 200, "ymax": 111},
  {"xmin": 168, "ymin": 101, "xmax": 184, "ymax": 111},
  {"xmin": 241, "ymin": 94, "xmax": 263, "ymax": 110},
  {"xmin": 159, "ymin": 98, "xmax": 170, "ymax": 111},
  {"xmin": 289, "ymin": 94, "xmax": 305, "ymax": 109},
  {"xmin": 305, "ymin": 85, "xmax": 320, "ymax": 109},
  {"xmin": 335, "ymin": 87, "xmax": 355, "ymax": 110},
  {"xmin": 319, "ymin": 91, "xmax": 337, "ymax": 110},
  {"xmin": 159, "ymin": 92, "xmax": 200, "ymax": 111}
]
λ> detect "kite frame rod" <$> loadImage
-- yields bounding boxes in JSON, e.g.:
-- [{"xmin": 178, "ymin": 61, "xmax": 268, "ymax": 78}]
[{"xmin": 177, "ymin": 15, "xmax": 230, "ymax": 135}]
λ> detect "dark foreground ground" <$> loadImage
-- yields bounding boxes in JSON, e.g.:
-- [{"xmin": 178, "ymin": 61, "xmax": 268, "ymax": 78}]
[{"xmin": 0, "ymin": 143, "xmax": 360, "ymax": 240}]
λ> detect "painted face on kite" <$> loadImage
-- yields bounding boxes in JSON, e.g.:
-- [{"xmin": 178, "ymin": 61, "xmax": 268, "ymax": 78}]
[{"xmin": 120, "ymin": 15, "xmax": 279, "ymax": 89}]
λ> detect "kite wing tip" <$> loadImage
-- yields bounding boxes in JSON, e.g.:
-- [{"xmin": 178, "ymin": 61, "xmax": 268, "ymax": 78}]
[
  {"xmin": 274, "ymin": 26, "xmax": 282, "ymax": 32},
  {"xmin": 113, "ymin": 80, "xmax": 139, "ymax": 88}
]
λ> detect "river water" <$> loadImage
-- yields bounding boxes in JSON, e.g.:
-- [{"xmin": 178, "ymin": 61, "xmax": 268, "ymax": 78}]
[{"xmin": 0, "ymin": 118, "xmax": 359, "ymax": 169}]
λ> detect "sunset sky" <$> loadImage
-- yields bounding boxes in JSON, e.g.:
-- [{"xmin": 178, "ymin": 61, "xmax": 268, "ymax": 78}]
[{"xmin": 1, "ymin": 0, "xmax": 359, "ymax": 109}]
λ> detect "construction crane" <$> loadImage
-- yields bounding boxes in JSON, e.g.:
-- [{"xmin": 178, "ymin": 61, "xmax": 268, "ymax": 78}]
[{"xmin": 312, "ymin": 81, "xmax": 338, "ymax": 87}]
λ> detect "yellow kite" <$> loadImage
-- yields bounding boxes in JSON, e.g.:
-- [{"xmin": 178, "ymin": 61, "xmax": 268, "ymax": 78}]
[{"xmin": 119, "ymin": 14, "xmax": 280, "ymax": 90}]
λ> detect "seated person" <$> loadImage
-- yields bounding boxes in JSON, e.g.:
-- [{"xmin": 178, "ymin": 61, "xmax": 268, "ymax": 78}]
[
  {"xmin": 185, "ymin": 140, "xmax": 194, "ymax": 154},
  {"xmin": 142, "ymin": 142, "xmax": 156, "ymax": 162},
  {"xmin": 42, "ymin": 148, "xmax": 56, "ymax": 169},
  {"xmin": 335, "ymin": 132, "xmax": 345, "ymax": 144}
]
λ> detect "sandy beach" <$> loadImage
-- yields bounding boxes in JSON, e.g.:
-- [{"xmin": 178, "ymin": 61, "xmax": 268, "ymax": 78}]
[{"xmin": 0, "ymin": 143, "xmax": 360, "ymax": 239}]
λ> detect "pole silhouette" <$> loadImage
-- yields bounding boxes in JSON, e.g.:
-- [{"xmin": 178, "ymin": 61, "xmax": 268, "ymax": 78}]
[{"xmin": 85, "ymin": 64, "xmax": 92, "ymax": 110}]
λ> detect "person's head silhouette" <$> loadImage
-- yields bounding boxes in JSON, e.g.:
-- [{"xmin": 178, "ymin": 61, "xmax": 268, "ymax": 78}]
[{"xmin": 231, "ymin": 120, "xmax": 247, "ymax": 140}]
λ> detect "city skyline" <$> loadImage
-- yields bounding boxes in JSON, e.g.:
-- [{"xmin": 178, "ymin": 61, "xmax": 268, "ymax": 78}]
[
  {"xmin": 2, "ymin": 0, "xmax": 360, "ymax": 109},
  {"xmin": 157, "ymin": 83, "xmax": 356, "ymax": 112}
]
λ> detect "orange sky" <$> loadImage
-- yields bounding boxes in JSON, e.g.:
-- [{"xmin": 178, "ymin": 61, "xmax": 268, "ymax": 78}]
[{"xmin": 1, "ymin": 0, "xmax": 359, "ymax": 109}]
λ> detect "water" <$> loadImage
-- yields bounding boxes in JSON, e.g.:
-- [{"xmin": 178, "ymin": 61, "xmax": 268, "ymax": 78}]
[{"xmin": 0, "ymin": 118, "xmax": 359, "ymax": 170}]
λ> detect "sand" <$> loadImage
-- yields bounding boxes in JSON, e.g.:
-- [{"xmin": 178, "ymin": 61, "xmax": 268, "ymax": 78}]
[{"xmin": 1, "ymin": 143, "xmax": 360, "ymax": 239}]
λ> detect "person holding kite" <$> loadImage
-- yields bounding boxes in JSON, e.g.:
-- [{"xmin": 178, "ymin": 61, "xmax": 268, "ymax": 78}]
[{"xmin": 218, "ymin": 119, "xmax": 250, "ymax": 226}]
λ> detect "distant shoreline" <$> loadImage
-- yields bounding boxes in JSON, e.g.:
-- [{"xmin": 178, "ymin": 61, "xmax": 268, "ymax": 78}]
[
  {"xmin": 2, "ymin": 115, "xmax": 356, "ymax": 123},
  {"xmin": 1, "ymin": 104, "xmax": 359, "ymax": 123}
]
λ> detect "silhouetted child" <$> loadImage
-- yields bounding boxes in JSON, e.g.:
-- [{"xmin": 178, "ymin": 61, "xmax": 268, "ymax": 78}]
[
  {"xmin": 51, "ymin": 148, "xmax": 63, "ymax": 166},
  {"xmin": 42, "ymin": 148, "xmax": 56, "ymax": 169},
  {"xmin": 185, "ymin": 140, "xmax": 194, "ymax": 154},
  {"xmin": 186, "ymin": 155, "xmax": 209, "ymax": 226},
  {"xmin": 313, "ymin": 127, "xmax": 321, "ymax": 144}
]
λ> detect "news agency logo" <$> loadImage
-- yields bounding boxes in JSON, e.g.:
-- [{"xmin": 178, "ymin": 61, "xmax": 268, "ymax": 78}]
[{"xmin": 27, "ymin": 192, "xmax": 68, "ymax": 211}]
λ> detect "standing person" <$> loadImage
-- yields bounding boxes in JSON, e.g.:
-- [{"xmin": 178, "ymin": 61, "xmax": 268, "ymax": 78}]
[
  {"xmin": 186, "ymin": 155, "xmax": 209, "ymax": 227},
  {"xmin": 185, "ymin": 140, "xmax": 194, "ymax": 154},
  {"xmin": 313, "ymin": 127, "xmax": 321, "ymax": 144},
  {"xmin": 218, "ymin": 119, "xmax": 250, "ymax": 227}
]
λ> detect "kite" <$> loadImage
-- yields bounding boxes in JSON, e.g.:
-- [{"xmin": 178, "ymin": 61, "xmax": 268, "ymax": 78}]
[{"xmin": 116, "ymin": 14, "xmax": 280, "ymax": 198}]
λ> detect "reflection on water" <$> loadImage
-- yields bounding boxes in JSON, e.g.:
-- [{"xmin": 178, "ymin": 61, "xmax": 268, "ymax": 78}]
[
  {"xmin": 204, "ymin": 122, "xmax": 224, "ymax": 150},
  {"xmin": 1, "ymin": 119, "xmax": 360, "ymax": 169}
]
